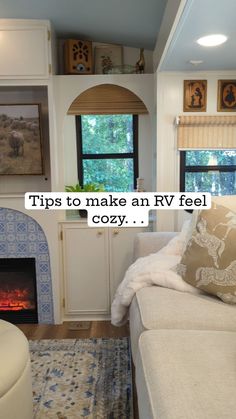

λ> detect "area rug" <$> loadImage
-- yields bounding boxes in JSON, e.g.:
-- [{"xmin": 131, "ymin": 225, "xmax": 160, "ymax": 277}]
[{"xmin": 29, "ymin": 337, "xmax": 133, "ymax": 418}]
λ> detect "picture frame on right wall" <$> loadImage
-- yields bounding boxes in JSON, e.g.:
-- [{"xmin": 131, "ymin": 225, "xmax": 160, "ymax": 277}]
[
  {"xmin": 218, "ymin": 80, "xmax": 236, "ymax": 111},
  {"xmin": 183, "ymin": 80, "xmax": 207, "ymax": 112}
]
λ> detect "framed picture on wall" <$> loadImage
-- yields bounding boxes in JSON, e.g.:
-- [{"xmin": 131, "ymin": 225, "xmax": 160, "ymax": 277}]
[
  {"xmin": 94, "ymin": 43, "xmax": 123, "ymax": 74},
  {"xmin": 0, "ymin": 103, "xmax": 43, "ymax": 175},
  {"xmin": 183, "ymin": 80, "xmax": 207, "ymax": 112},
  {"xmin": 218, "ymin": 80, "xmax": 236, "ymax": 111}
]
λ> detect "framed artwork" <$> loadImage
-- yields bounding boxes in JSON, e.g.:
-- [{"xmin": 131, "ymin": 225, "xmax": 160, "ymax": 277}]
[
  {"xmin": 0, "ymin": 104, "xmax": 43, "ymax": 175},
  {"xmin": 183, "ymin": 80, "xmax": 207, "ymax": 112},
  {"xmin": 218, "ymin": 80, "xmax": 236, "ymax": 111},
  {"xmin": 94, "ymin": 44, "xmax": 123, "ymax": 74}
]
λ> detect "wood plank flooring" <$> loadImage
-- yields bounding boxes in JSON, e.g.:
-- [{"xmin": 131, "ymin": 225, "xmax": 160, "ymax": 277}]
[{"xmin": 17, "ymin": 320, "xmax": 129, "ymax": 340}]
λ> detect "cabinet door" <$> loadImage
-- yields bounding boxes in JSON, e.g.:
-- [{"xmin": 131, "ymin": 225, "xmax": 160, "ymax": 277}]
[
  {"xmin": 0, "ymin": 21, "xmax": 50, "ymax": 78},
  {"xmin": 109, "ymin": 227, "xmax": 147, "ymax": 301},
  {"xmin": 62, "ymin": 225, "xmax": 109, "ymax": 315}
]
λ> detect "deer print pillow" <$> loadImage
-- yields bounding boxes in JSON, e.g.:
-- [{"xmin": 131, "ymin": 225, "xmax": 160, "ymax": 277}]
[{"xmin": 176, "ymin": 202, "xmax": 236, "ymax": 304}]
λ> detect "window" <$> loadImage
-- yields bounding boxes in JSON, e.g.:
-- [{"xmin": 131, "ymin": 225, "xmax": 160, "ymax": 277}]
[
  {"xmin": 76, "ymin": 114, "xmax": 138, "ymax": 191},
  {"xmin": 180, "ymin": 150, "xmax": 236, "ymax": 195}
]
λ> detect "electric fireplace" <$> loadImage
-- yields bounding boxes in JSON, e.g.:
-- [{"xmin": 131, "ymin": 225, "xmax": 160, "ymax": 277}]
[{"xmin": 0, "ymin": 258, "xmax": 38, "ymax": 323}]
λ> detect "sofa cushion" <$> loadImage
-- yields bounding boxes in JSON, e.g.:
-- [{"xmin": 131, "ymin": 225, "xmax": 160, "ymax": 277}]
[
  {"xmin": 177, "ymin": 202, "xmax": 236, "ymax": 304},
  {"xmin": 136, "ymin": 329, "xmax": 236, "ymax": 419},
  {"xmin": 129, "ymin": 286, "xmax": 236, "ymax": 363}
]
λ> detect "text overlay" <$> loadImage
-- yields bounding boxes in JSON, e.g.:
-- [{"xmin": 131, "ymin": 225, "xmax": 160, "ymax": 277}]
[{"xmin": 25, "ymin": 192, "xmax": 211, "ymax": 227}]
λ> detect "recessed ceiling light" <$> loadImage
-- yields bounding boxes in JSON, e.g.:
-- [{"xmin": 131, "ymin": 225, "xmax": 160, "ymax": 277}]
[{"xmin": 197, "ymin": 34, "xmax": 227, "ymax": 47}]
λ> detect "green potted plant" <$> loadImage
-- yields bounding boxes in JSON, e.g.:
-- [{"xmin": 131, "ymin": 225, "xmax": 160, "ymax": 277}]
[{"xmin": 65, "ymin": 182, "xmax": 105, "ymax": 217}]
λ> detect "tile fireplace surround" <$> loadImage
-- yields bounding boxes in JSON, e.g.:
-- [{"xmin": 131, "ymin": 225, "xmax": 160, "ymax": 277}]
[{"xmin": 0, "ymin": 207, "xmax": 54, "ymax": 323}]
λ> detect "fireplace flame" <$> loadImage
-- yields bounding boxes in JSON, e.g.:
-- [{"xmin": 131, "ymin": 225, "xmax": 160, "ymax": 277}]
[{"xmin": 0, "ymin": 288, "xmax": 35, "ymax": 311}]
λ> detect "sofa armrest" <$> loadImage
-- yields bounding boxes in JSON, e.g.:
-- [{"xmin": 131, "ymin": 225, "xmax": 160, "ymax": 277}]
[{"xmin": 134, "ymin": 232, "xmax": 178, "ymax": 260}]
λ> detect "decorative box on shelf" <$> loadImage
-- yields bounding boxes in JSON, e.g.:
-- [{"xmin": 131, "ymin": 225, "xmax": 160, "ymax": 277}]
[{"xmin": 64, "ymin": 39, "xmax": 93, "ymax": 74}]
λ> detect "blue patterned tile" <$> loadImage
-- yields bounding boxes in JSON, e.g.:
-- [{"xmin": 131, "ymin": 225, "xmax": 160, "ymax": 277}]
[
  {"xmin": 7, "ymin": 233, "xmax": 16, "ymax": 242},
  {"xmin": 38, "ymin": 254, "xmax": 49, "ymax": 262},
  {"xmin": 41, "ymin": 303, "xmax": 50, "ymax": 313},
  {"xmin": 7, "ymin": 223, "xmax": 15, "ymax": 233},
  {"xmin": 28, "ymin": 222, "xmax": 36, "ymax": 233},
  {"xmin": 40, "ymin": 283, "xmax": 50, "ymax": 294},
  {"xmin": 0, "ymin": 208, "xmax": 54, "ymax": 324},
  {"xmin": 29, "ymin": 233, "xmax": 37, "ymax": 241},
  {"xmin": 38, "ymin": 232, "xmax": 46, "ymax": 241},
  {"xmin": 6, "ymin": 213, "xmax": 15, "ymax": 221},
  {"xmin": 8, "ymin": 243, "xmax": 16, "ymax": 253},
  {"xmin": 0, "ymin": 243, "xmax": 6, "ymax": 253},
  {"xmin": 40, "ymin": 295, "xmax": 52, "ymax": 303},
  {"xmin": 29, "ymin": 243, "xmax": 37, "ymax": 253},
  {"xmin": 15, "ymin": 213, "xmax": 25, "ymax": 221},
  {"xmin": 16, "ymin": 233, "xmax": 28, "ymax": 241},
  {"xmin": 16, "ymin": 222, "xmax": 27, "ymax": 233},
  {"xmin": 39, "ymin": 263, "xmax": 49, "ymax": 273},
  {"xmin": 39, "ymin": 242, "xmax": 48, "ymax": 253},
  {"xmin": 17, "ymin": 243, "xmax": 27, "ymax": 253}
]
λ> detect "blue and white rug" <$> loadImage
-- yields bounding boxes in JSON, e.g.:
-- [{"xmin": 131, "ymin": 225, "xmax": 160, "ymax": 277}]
[{"xmin": 29, "ymin": 338, "xmax": 133, "ymax": 418}]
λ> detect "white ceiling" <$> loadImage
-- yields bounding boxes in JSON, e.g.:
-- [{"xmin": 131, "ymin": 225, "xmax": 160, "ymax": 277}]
[
  {"xmin": 0, "ymin": 0, "xmax": 167, "ymax": 50},
  {"xmin": 160, "ymin": 0, "xmax": 236, "ymax": 71}
]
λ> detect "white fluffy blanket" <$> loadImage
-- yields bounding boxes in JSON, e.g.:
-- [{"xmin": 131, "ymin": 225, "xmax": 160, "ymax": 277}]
[{"xmin": 111, "ymin": 222, "xmax": 200, "ymax": 326}]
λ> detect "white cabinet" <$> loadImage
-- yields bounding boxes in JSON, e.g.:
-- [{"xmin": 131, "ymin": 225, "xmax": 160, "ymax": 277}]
[
  {"xmin": 60, "ymin": 222, "xmax": 148, "ymax": 319},
  {"xmin": 61, "ymin": 223, "xmax": 109, "ymax": 316},
  {"xmin": 0, "ymin": 19, "xmax": 53, "ymax": 78}
]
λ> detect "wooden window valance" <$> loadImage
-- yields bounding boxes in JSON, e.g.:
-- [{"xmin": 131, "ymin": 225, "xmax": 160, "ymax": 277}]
[
  {"xmin": 176, "ymin": 115, "xmax": 236, "ymax": 150},
  {"xmin": 67, "ymin": 84, "xmax": 148, "ymax": 115}
]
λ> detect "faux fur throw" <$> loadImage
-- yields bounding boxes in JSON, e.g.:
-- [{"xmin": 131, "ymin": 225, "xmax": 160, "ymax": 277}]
[{"xmin": 111, "ymin": 222, "xmax": 200, "ymax": 326}]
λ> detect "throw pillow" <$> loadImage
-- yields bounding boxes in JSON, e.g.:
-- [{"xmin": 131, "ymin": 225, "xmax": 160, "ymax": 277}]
[
  {"xmin": 212, "ymin": 195, "xmax": 236, "ymax": 212},
  {"xmin": 176, "ymin": 202, "xmax": 236, "ymax": 304}
]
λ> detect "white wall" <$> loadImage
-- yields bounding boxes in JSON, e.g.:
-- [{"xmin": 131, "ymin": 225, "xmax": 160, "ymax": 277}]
[
  {"xmin": 156, "ymin": 70, "xmax": 236, "ymax": 232},
  {"xmin": 53, "ymin": 74, "xmax": 156, "ymax": 195}
]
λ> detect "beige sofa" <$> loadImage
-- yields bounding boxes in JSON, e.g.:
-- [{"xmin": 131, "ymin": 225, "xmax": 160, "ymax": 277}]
[
  {"xmin": 130, "ymin": 231, "xmax": 236, "ymax": 419},
  {"xmin": 0, "ymin": 320, "xmax": 33, "ymax": 419}
]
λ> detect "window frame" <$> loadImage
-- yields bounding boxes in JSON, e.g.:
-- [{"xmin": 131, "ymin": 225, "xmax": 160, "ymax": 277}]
[
  {"xmin": 75, "ymin": 114, "xmax": 139, "ymax": 190},
  {"xmin": 180, "ymin": 150, "xmax": 236, "ymax": 192}
]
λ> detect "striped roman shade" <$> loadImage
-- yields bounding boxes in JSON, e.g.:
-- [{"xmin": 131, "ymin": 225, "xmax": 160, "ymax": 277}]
[
  {"xmin": 177, "ymin": 115, "xmax": 236, "ymax": 149},
  {"xmin": 67, "ymin": 84, "xmax": 148, "ymax": 115}
]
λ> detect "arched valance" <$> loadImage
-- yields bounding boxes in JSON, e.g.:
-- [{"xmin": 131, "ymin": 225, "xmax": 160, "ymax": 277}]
[{"xmin": 67, "ymin": 84, "xmax": 148, "ymax": 115}]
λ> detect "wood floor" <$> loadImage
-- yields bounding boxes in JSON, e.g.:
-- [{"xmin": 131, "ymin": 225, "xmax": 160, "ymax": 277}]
[{"xmin": 17, "ymin": 320, "xmax": 129, "ymax": 340}]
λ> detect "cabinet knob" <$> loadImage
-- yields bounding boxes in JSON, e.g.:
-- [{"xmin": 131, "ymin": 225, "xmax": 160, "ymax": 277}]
[
  {"xmin": 113, "ymin": 230, "xmax": 119, "ymax": 236},
  {"xmin": 97, "ymin": 231, "xmax": 103, "ymax": 236}
]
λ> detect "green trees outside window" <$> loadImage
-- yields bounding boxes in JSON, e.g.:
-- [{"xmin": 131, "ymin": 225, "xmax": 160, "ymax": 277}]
[
  {"xmin": 180, "ymin": 150, "xmax": 236, "ymax": 195},
  {"xmin": 76, "ymin": 114, "xmax": 138, "ymax": 192}
]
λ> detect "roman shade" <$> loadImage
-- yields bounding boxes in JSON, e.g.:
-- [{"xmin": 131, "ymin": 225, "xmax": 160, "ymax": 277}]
[
  {"xmin": 176, "ymin": 115, "xmax": 236, "ymax": 150},
  {"xmin": 67, "ymin": 84, "xmax": 148, "ymax": 115}
]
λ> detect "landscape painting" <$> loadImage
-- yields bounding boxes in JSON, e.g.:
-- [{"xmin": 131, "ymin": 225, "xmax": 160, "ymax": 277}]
[{"xmin": 0, "ymin": 104, "xmax": 43, "ymax": 175}]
